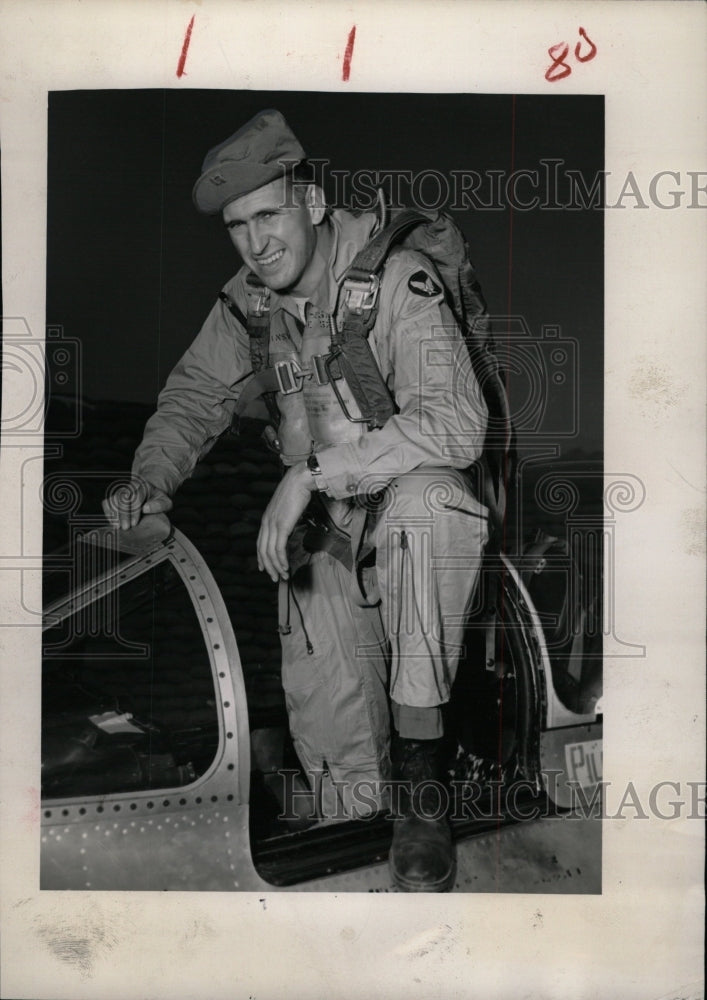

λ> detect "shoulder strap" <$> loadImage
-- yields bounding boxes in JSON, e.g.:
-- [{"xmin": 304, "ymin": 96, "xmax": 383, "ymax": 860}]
[
  {"xmin": 218, "ymin": 290, "xmax": 247, "ymax": 329},
  {"xmin": 243, "ymin": 273, "xmax": 272, "ymax": 375},
  {"xmin": 344, "ymin": 209, "xmax": 432, "ymax": 279},
  {"xmin": 339, "ymin": 208, "xmax": 516, "ymax": 536},
  {"xmin": 242, "ymin": 274, "xmax": 280, "ymax": 428},
  {"xmin": 221, "ymin": 274, "xmax": 281, "ymax": 432},
  {"xmin": 328, "ymin": 210, "xmax": 433, "ymax": 431}
]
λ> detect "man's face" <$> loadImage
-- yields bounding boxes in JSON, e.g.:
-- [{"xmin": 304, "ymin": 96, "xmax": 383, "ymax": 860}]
[{"xmin": 222, "ymin": 177, "xmax": 319, "ymax": 294}]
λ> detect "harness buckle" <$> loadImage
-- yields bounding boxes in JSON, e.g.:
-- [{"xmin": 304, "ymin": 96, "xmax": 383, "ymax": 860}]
[
  {"xmin": 342, "ymin": 274, "xmax": 380, "ymax": 315},
  {"xmin": 311, "ymin": 354, "xmax": 338, "ymax": 386},
  {"xmin": 245, "ymin": 276, "xmax": 271, "ymax": 317},
  {"xmin": 275, "ymin": 356, "xmax": 341, "ymax": 392},
  {"xmin": 249, "ymin": 288, "xmax": 270, "ymax": 317},
  {"xmin": 274, "ymin": 359, "xmax": 310, "ymax": 394}
]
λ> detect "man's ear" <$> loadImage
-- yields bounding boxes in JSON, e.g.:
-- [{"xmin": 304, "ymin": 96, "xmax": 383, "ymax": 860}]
[{"xmin": 305, "ymin": 184, "xmax": 327, "ymax": 225}]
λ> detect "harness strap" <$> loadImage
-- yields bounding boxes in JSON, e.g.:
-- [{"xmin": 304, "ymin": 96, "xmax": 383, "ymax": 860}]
[
  {"xmin": 235, "ymin": 368, "xmax": 281, "ymax": 418},
  {"xmin": 244, "ymin": 275, "xmax": 280, "ymax": 428},
  {"xmin": 285, "ymin": 497, "xmax": 375, "ymax": 581},
  {"xmin": 219, "ymin": 290, "xmax": 247, "ymax": 328},
  {"xmin": 330, "ymin": 211, "xmax": 436, "ymax": 432},
  {"xmin": 303, "ymin": 522, "xmax": 356, "ymax": 572},
  {"xmin": 344, "ymin": 208, "xmax": 435, "ymax": 275},
  {"xmin": 277, "ymin": 580, "xmax": 292, "ymax": 636},
  {"xmin": 347, "ymin": 504, "xmax": 375, "ymax": 606}
]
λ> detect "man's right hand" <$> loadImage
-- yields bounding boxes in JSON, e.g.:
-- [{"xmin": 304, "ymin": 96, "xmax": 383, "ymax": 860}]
[{"xmin": 102, "ymin": 478, "xmax": 173, "ymax": 531}]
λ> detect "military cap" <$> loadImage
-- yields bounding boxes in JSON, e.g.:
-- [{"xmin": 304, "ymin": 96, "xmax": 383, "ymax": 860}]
[{"xmin": 192, "ymin": 109, "xmax": 306, "ymax": 215}]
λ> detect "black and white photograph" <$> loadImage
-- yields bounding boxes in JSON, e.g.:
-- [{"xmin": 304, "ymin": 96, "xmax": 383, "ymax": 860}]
[
  {"xmin": 40, "ymin": 89, "xmax": 604, "ymax": 894},
  {"xmin": 0, "ymin": 3, "xmax": 704, "ymax": 999}
]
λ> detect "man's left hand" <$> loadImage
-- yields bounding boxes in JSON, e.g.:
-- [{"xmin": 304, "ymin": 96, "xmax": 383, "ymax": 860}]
[{"xmin": 257, "ymin": 461, "xmax": 315, "ymax": 582}]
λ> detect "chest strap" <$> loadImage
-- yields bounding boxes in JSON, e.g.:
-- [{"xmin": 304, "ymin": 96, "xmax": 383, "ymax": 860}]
[{"xmin": 234, "ymin": 353, "xmax": 344, "ymax": 416}]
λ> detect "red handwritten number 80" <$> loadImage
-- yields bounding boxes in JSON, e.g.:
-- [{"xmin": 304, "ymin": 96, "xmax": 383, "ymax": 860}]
[{"xmin": 545, "ymin": 27, "xmax": 597, "ymax": 83}]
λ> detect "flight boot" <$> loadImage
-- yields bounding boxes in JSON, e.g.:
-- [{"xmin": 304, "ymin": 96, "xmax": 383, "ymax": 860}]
[{"xmin": 388, "ymin": 736, "xmax": 455, "ymax": 892}]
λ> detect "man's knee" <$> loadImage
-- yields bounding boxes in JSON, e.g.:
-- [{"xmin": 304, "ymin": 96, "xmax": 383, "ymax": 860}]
[{"xmin": 375, "ymin": 467, "xmax": 489, "ymax": 557}]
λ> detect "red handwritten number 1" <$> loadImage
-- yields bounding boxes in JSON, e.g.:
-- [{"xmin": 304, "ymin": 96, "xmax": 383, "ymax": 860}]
[
  {"xmin": 545, "ymin": 27, "xmax": 596, "ymax": 82},
  {"xmin": 342, "ymin": 25, "xmax": 356, "ymax": 81},
  {"xmin": 177, "ymin": 15, "xmax": 195, "ymax": 78}
]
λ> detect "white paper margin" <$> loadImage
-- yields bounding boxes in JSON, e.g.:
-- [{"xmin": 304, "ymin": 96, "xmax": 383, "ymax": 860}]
[{"xmin": 1, "ymin": 2, "xmax": 704, "ymax": 998}]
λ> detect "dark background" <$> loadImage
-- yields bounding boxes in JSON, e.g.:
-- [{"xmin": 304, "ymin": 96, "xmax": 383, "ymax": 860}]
[{"xmin": 45, "ymin": 90, "xmax": 604, "ymax": 454}]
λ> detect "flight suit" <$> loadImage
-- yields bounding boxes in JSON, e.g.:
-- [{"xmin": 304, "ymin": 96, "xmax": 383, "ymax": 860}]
[{"xmin": 132, "ymin": 208, "xmax": 489, "ymax": 818}]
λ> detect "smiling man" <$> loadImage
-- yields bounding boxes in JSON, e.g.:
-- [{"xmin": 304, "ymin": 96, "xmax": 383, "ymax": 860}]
[
  {"xmin": 106, "ymin": 109, "xmax": 490, "ymax": 892},
  {"xmin": 222, "ymin": 178, "xmax": 327, "ymax": 294}
]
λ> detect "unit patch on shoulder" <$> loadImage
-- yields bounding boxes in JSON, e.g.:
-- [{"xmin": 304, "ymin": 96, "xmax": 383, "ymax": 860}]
[{"xmin": 408, "ymin": 271, "xmax": 442, "ymax": 297}]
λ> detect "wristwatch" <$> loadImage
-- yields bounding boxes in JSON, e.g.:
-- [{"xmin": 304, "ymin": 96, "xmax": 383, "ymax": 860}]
[{"xmin": 306, "ymin": 453, "xmax": 327, "ymax": 492}]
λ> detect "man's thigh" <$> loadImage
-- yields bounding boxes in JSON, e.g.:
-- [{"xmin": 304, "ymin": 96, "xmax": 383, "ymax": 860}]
[{"xmin": 371, "ymin": 467, "xmax": 489, "ymax": 707}]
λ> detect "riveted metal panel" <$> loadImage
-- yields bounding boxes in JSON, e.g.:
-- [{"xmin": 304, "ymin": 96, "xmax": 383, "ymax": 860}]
[
  {"xmin": 42, "ymin": 801, "xmax": 269, "ymax": 891},
  {"xmin": 41, "ymin": 522, "xmax": 262, "ymax": 890}
]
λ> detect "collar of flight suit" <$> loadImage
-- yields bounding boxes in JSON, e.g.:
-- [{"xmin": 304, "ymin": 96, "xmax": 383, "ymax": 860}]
[{"xmin": 270, "ymin": 208, "xmax": 379, "ymax": 322}]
